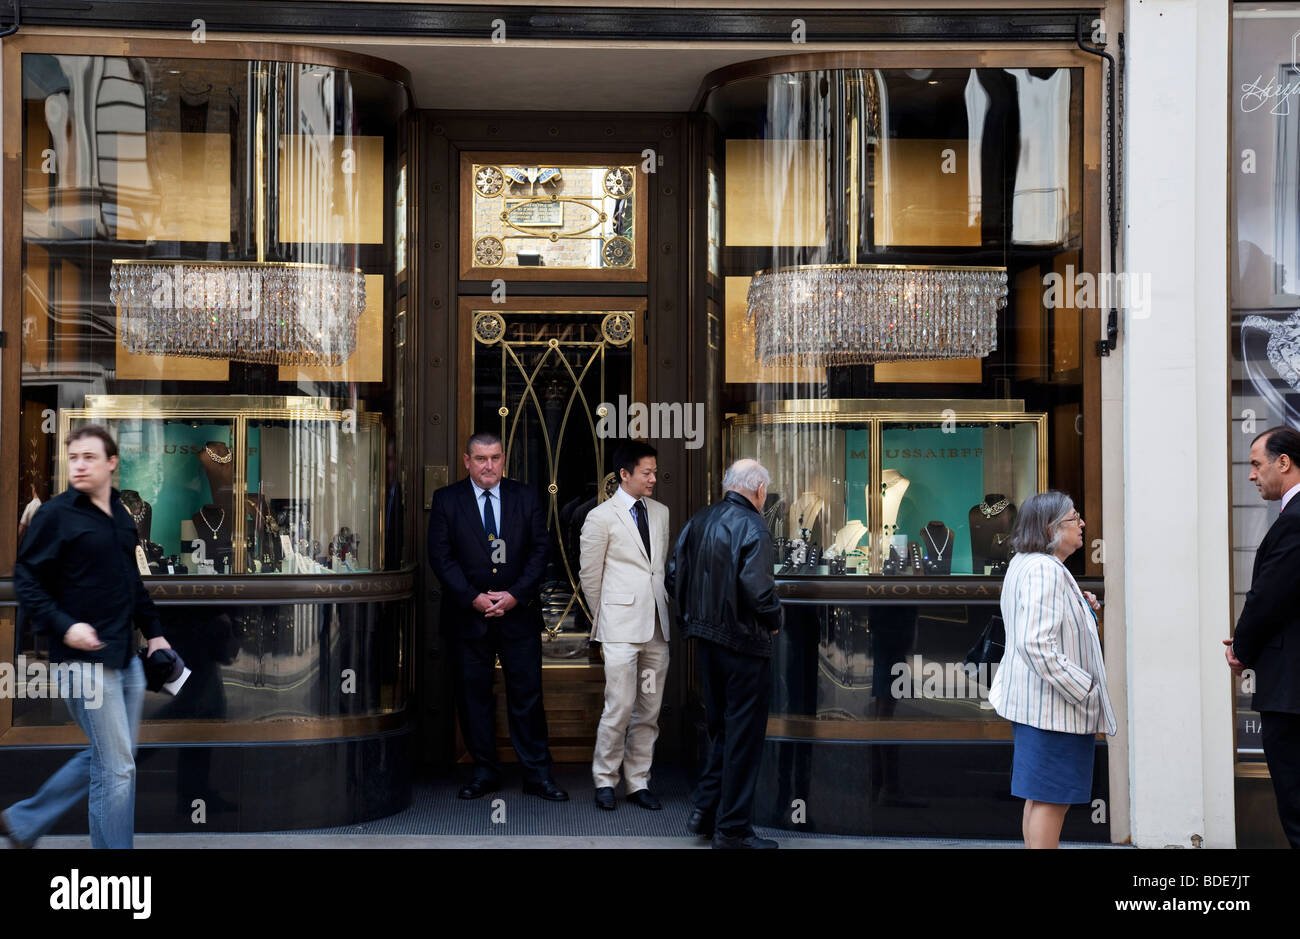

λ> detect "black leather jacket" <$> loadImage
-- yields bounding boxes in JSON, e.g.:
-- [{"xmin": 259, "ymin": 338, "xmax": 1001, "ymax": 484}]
[{"xmin": 666, "ymin": 491, "xmax": 783, "ymax": 657}]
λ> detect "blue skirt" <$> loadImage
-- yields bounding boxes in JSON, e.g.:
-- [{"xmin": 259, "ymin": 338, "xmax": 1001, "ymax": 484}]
[{"xmin": 1011, "ymin": 722, "xmax": 1096, "ymax": 804}]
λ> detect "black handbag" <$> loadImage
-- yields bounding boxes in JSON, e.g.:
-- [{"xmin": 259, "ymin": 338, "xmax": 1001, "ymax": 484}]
[{"xmin": 964, "ymin": 614, "xmax": 1006, "ymax": 667}]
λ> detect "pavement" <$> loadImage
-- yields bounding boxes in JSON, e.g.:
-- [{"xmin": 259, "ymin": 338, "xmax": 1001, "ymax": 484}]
[{"xmin": 6, "ymin": 763, "xmax": 1126, "ymax": 848}]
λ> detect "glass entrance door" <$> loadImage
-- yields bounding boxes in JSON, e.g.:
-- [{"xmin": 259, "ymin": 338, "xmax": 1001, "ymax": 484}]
[{"xmin": 461, "ymin": 299, "xmax": 646, "ymax": 665}]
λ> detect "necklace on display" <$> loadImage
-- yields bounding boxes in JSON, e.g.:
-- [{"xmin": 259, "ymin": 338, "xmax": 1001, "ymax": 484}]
[
  {"xmin": 199, "ymin": 506, "xmax": 226, "ymax": 539},
  {"xmin": 979, "ymin": 497, "xmax": 1010, "ymax": 518},
  {"xmin": 925, "ymin": 526, "xmax": 951, "ymax": 561},
  {"xmin": 123, "ymin": 498, "xmax": 147, "ymax": 526},
  {"xmin": 204, "ymin": 444, "xmax": 233, "ymax": 465}
]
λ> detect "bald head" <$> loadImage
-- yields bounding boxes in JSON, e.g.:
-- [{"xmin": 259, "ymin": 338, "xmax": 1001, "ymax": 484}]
[{"xmin": 723, "ymin": 458, "xmax": 770, "ymax": 511}]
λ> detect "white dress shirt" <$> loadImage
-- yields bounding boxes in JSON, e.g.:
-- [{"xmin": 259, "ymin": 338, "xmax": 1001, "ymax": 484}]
[
  {"xmin": 470, "ymin": 480, "xmax": 501, "ymax": 534},
  {"xmin": 1283, "ymin": 482, "xmax": 1300, "ymax": 513},
  {"xmin": 612, "ymin": 484, "xmax": 643, "ymax": 526}
]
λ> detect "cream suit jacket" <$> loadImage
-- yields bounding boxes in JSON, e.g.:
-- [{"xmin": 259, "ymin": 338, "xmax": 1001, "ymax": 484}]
[
  {"xmin": 579, "ymin": 493, "xmax": 671, "ymax": 643},
  {"xmin": 988, "ymin": 551, "xmax": 1117, "ymax": 735}
]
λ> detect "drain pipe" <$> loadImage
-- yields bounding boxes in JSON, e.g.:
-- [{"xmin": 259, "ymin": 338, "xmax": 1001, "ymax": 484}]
[
  {"xmin": 1077, "ymin": 14, "xmax": 1120, "ymax": 356},
  {"xmin": 0, "ymin": 1, "xmax": 20, "ymax": 38}
]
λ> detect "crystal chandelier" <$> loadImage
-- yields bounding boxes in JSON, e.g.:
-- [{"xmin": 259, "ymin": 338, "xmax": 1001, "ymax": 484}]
[
  {"xmin": 110, "ymin": 260, "xmax": 364, "ymax": 366},
  {"xmin": 744, "ymin": 69, "xmax": 1008, "ymax": 366},
  {"xmin": 747, "ymin": 263, "xmax": 1007, "ymax": 366},
  {"xmin": 109, "ymin": 63, "xmax": 364, "ymax": 367}
]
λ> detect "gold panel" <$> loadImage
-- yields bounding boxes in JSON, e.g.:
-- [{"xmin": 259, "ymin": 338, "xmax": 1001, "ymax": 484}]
[
  {"xmin": 1051, "ymin": 251, "xmax": 1082, "ymax": 374},
  {"xmin": 873, "ymin": 139, "xmax": 981, "ymax": 247},
  {"xmin": 724, "ymin": 139, "xmax": 825, "ymax": 247},
  {"xmin": 278, "ymin": 135, "xmax": 384, "ymax": 244},
  {"xmin": 24, "ymin": 98, "xmax": 50, "ymax": 218},
  {"xmin": 874, "ymin": 358, "xmax": 983, "ymax": 383},
  {"xmin": 279, "ymin": 274, "xmax": 383, "ymax": 383},
  {"xmin": 111, "ymin": 132, "xmax": 231, "ymax": 243},
  {"xmin": 724, "ymin": 275, "xmax": 824, "ymax": 384},
  {"xmin": 57, "ymin": 260, "xmax": 79, "ymax": 366}
]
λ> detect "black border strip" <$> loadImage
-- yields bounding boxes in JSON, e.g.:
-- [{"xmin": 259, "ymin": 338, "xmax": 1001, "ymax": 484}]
[{"xmin": 19, "ymin": 3, "xmax": 1102, "ymax": 43}]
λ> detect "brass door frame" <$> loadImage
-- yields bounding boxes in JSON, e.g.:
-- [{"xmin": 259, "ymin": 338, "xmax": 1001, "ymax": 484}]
[{"xmin": 457, "ymin": 296, "xmax": 648, "ymax": 639}]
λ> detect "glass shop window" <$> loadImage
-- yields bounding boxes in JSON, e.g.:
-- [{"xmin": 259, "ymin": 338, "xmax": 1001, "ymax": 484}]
[{"xmin": 16, "ymin": 52, "xmax": 410, "ymax": 576}]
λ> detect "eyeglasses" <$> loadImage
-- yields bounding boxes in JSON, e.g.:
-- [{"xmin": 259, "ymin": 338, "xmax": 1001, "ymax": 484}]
[{"xmin": 1062, "ymin": 513, "xmax": 1083, "ymax": 525}]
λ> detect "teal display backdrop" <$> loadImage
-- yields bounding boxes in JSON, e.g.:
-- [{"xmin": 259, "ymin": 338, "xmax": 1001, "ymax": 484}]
[
  {"xmin": 844, "ymin": 429, "xmax": 871, "ymax": 533},
  {"xmin": 115, "ymin": 422, "xmax": 261, "ymax": 557},
  {"xmin": 881, "ymin": 426, "xmax": 984, "ymax": 574}
]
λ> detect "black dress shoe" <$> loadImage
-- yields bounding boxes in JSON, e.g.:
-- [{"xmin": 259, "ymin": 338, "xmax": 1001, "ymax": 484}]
[
  {"xmin": 522, "ymin": 779, "xmax": 569, "ymax": 801},
  {"xmin": 458, "ymin": 779, "xmax": 500, "ymax": 800},
  {"xmin": 686, "ymin": 807, "xmax": 715, "ymax": 837},
  {"xmin": 712, "ymin": 830, "xmax": 778, "ymax": 850},
  {"xmin": 626, "ymin": 788, "xmax": 662, "ymax": 811},
  {"xmin": 594, "ymin": 786, "xmax": 616, "ymax": 810}
]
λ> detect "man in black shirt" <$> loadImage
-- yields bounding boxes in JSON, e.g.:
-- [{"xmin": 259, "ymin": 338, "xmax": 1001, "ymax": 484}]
[{"xmin": 1, "ymin": 425, "xmax": 171, "ymax": 849}]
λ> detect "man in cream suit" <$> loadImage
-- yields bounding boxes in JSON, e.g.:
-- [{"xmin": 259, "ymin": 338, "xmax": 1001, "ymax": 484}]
[{"xmin": 580, "ymin": 441, "xmax": 671, "ymax": 811}]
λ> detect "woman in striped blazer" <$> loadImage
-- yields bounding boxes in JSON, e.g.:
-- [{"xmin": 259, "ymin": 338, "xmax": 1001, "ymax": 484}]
[{"xmin": 988, "ymin": 491, "xmax": 1117, "ymax": 848}]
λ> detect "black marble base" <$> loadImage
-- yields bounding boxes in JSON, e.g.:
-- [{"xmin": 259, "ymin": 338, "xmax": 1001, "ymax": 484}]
[
  {"xmin": 754, "ymin": 737, "xmax": 1111, "ymax": 842},
  {"xmin": 0, "ymin": 727, "xmax": 410, "ymax": 834}
]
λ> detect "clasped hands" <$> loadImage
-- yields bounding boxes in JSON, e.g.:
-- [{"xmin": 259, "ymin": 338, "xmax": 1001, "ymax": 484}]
[
  {"xmin": 473, "ymin": 591, "xmax": 517, "ymax": 618},
  {"xmin": 1222, "ymin": 638, "xmax": 1244, "ymax": 675}
]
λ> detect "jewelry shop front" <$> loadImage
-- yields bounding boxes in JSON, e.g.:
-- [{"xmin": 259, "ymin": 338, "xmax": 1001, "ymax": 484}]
[
  {"xmin": 0, "ymin": 33, "xmax": 416, "ymax": 830},
  {"xmin": 0, "ymin": 8, "xmax": 1115, "ymax": 840}
]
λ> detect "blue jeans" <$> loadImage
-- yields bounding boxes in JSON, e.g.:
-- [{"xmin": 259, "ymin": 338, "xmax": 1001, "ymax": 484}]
[{"xmin": 3, "ymin": 656, "xmax": 145, "ymax": 848}]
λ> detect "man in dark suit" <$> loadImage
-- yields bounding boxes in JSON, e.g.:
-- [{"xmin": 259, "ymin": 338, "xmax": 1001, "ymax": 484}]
[
  {"xmin": 1226, "ymin": 425, "xmax": 1300, "ymax": 847},
  {"xmin": 428, "ymin": 432, "xmax": 568, "ymax": 802}
]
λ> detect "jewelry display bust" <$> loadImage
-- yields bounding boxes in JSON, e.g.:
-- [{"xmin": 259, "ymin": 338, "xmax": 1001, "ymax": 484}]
[
  {"xmin": 920, "ymin": 520, "xmax": 954, "ymax": 575},
  {"xmin": 968, "ymin": 493, "xmax": 1017, "ymax": 574},
  {"xmin": 787, "ymin": 492, "xmax": 826, "ymax": 544},
  {"xmin": 120, "ymin": 489, "xmax": 152, "ymax": 542},
  {"xmin": 193, "ymin": 499, "xmax": 235, "ymax": 566},
  {"xmin": 121, "ymin": 489, "xmax": 165, "ymax": 566},
  {"xmin": 829, "ymin": 519, "xmax": 868, "ymax": 556},
  {"xmin": 880, "ymin": 469, "xmax": 909, "ymax": 538},
  {"xmin": 198, "ymin": 440, "xmax": 235, "ymax": 501}
]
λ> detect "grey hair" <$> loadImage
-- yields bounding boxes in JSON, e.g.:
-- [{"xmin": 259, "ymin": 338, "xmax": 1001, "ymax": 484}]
[
  {"xmin": 723, "ymin": 459, "xmax": 770, "ymax": 494},
  {"xmin": 1009, "ymin": 491, "xmax": 1076, "ymax": 556}
]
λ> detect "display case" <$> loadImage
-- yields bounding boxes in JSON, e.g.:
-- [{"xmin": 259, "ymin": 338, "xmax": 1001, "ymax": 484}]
[
  {"xmin": 724, "ymin": 400, "xmax": 1046, "ymax": 576},
  {"xmin": 57, "ymin": 396, "xmax": 384, "ymax": 576}
]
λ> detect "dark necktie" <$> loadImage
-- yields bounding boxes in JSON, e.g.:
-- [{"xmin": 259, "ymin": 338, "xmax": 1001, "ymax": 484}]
[
  {"xmin": 482, "ymin": 491, "xmax": 496, "ymax": 540},
  {"xmin": 633, "ymin": 499, "xmax": 651, "ymax": 561}
]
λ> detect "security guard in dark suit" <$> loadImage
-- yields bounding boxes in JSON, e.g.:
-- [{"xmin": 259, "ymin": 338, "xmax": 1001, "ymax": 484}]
[{"xmin": 427, "ymin": 432, "xmax": 568, "ymax": 802}]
